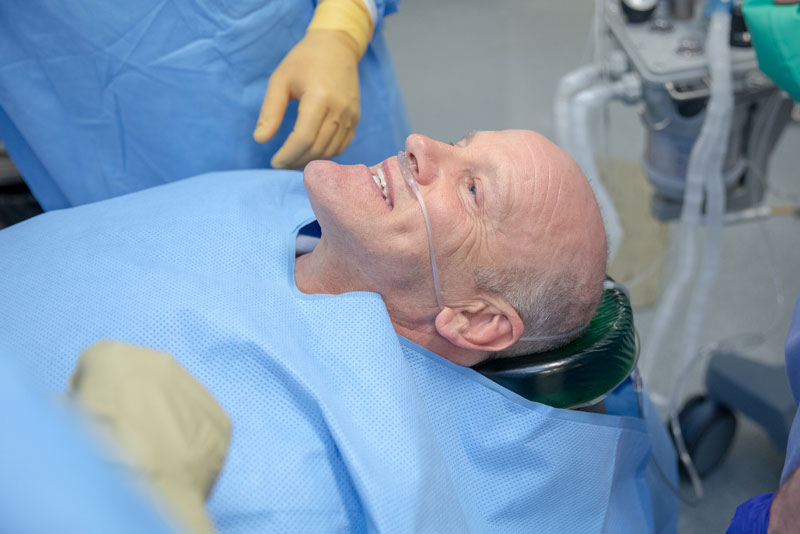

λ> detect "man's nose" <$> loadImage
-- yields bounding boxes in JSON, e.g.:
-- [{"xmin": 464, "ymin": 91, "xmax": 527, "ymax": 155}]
[{"xmin": 404, "ymin": 134, "xmax": 448, "ymax": 186}]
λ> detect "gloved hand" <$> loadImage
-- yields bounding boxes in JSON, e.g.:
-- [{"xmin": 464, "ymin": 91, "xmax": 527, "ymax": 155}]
[
  {"xmin": 253, "ymin": 29, "xmax": 362, "ymax": 169},
  {"xmin": 69, "ymin": 341, "xmax": 231, "ymax": 534}
]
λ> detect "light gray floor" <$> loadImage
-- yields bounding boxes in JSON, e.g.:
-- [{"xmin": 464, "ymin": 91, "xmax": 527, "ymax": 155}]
[{"xmin": 385, "ymin": 1, "xmax": 800, "ymax": 532}]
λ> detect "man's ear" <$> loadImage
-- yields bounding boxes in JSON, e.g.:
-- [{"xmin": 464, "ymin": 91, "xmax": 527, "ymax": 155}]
[{"xmin": 434, "ymin": 297, "xmax": 524, "ymax": 352}]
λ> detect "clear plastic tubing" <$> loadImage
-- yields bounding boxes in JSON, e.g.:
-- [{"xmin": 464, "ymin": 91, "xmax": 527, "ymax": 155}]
[
  {"xmin": 642, "ymin": 6, "xmax": 733, "ymax": 500},
  {"xmin": 398, "ymin": 151, "xmax": 444, "ymax": 309},
  {"xmin": 571, "ymin": 82, "xmax": 626, "ymax": 264},
  {"xmin": 672, "ymin": 7, "xmax": 733, "ymax": 500},
  {"xmin": 554, "ymin": 64, "xmax": 603, "ymax": 155},
  {"xmin": 397, "ymin": 151, "xmax": 590, "ymax": 344}
]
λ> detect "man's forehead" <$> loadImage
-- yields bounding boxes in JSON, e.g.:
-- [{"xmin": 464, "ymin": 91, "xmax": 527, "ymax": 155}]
[
  {"xmin": 458, "ymin": 129, "xmax": 545, "ymax": 160},
  {"xmin": 480, "ymin": 131, "xmax": 544, "ymax": 178},
  {"xmin": 473, "ymin": 132, "xmax": 545, "ymax": 223}
]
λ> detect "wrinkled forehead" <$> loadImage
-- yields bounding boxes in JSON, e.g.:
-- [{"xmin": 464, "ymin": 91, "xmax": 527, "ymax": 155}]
[
  {"xmin": 477, "ymin": 130, "xmax": 590, "ymax": 256},
  {"xmin": 465, "ymin": 129, "xmax": 546, "ymax": 155},
  {"xmin": 468, "ymin": 129, "xmax": 553, "ymax": 184},
  {"xmin": 470, "ymin": 129, "xmax": 560, "ymax": 214}
]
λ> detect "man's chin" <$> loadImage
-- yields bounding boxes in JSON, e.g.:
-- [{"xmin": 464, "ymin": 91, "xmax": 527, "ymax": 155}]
[
  {"xmin": 302, "ymin": 159, "xmax": 340, "ymax": 185},
  {"xmin": 303, "ymin": 159, "xmax": 342, "ymax": 209}
]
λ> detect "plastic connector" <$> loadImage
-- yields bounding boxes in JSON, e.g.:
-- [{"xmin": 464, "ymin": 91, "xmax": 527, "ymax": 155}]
[
  {"xmin": 618, "ymin": 73, "xmax": 643, "ymax": 104},
  {"xmin": 607, "ymin": 50, "xmax": 630, "ymax": 80}
]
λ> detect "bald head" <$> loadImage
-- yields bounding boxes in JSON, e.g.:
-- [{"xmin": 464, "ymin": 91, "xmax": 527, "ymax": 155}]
[
  {"xmin": 474, "ymin": 132, "xmax": 608, "ymax": 357},
  {"xmin": 533, "ymin": 132, "xmax": 607, "ymax": 289}
]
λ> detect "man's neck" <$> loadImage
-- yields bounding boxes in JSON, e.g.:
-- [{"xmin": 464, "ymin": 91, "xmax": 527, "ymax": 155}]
[
  {"xmin": 295, "ymin": 245, "xmax": 486, "ymax": 367},
  {"xmin": 294, "ymin": 239, "xmax": 357, "ymax": 295},
  {"xmin": 294, "ymin": 243, "xmax": 439, "ymax": 327},
  {"xmin": 294, "ymin": 244, "xmax": 482, "ymax": 365}
]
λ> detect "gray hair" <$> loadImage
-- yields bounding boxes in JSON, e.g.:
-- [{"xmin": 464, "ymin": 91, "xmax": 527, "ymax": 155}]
[{"xmin": 476, "ymin": 262, "xmax": 604, "ymax": 359}]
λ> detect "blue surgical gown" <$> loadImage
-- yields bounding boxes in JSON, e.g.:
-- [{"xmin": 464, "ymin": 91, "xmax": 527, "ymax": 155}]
[
  {"xmin": 0, "ymin": 170, "xmax": 678, "ymax": 533},
  {"xmin": 0, "ymin": 0, "xmax": 409, "ymax": 210}
]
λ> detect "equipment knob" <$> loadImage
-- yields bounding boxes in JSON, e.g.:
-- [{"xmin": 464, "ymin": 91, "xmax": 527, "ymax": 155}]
[{"xmin": 621, "ymin": 0, "xmax": 658, "ymax": 23}]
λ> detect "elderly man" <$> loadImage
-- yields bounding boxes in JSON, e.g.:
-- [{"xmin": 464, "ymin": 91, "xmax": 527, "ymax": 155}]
[
  {"xmin": 0, "ymin": 130, "xmax": 676, "ymax": 533},
  {"xmin": 298, "ymin": 129, "xmax": 607, "ymax": 363}
]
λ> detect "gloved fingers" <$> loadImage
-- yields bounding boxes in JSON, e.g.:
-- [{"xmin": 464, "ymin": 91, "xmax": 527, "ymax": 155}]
[
  {"xmin": 321, "ymin": 121, "xmax": 353, "ymax": 160},
  {"xmin": 324, "ymin": 127, "xmax": 355, "ymax": 162},
  {"xmin": 253, "ymin": 75, "xmax": 291, "ymax": 144},
  {"xmin": 270, "ymin": 97, "xmax": 327, "ymax": 169},
  {"xmin": 334, "ymin": 127, "xmax": 356, "ymax": 159},
  {"xmin": 294, "ymin": 113, "xmax": 343, "ymax": 167}
]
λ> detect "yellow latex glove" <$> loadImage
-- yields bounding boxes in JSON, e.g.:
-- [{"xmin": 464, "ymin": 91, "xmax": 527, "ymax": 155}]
[
  {"xmin": 69, "ymin": 341, "xmax": 231, "ymax": 534},
  {"xmin": 253, "ymin": 0, "xmax": 372, "ymax": 169}
]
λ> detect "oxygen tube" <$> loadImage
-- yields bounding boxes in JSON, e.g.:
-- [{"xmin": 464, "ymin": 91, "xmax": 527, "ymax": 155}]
[
  {"xmin": 397, "ymin": 151, "xmax": 589, "ymax": 343},
  {"xmin": 397, "ymin": 151, "xmax": 443, "ymax": 309}
]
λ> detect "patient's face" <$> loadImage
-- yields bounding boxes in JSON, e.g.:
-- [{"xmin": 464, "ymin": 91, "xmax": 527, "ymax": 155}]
[{"xmin": 304, "ymin": 129, "xmax": 595, "ymax": 307}]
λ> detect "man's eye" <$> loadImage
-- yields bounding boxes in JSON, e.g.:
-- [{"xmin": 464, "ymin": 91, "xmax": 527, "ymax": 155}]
[{"xmin": 468, "ymin": 181, "xmax": 477, "ymax": 197}]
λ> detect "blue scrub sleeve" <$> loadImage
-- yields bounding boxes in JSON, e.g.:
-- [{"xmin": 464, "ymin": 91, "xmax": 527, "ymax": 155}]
[
  {"xmin": 781, "ymin": 296, "xmax": 800, "ymax": 484},
  {"xmin": 785, "ymin": 295, "xmax": 800, "ymax": 405},
  {"xmin": 380, "ymin": 0, "xmax": 401, "ymax": 17},
  {"xmin": 726, "ymin": 493, "xmax": 773, "ymax": 534}
]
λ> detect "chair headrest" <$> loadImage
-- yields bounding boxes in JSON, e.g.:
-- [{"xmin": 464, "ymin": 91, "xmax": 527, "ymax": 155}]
[{"xmin": 474, "ymin": 280, "xmax": 637, "ymax": 409}]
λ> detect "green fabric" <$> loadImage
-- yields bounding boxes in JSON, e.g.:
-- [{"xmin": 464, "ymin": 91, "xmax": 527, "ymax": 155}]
[
  {"xmin": 743, "ymin": 0, "xmax": 800, "ymax": 101},
  {"xmin": 475, "ymin": 284, "xmax": 636, "ymax": 409}
]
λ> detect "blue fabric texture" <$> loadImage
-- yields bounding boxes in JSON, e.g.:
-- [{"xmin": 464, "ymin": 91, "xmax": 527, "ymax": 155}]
[
  {"xmin": 0, "ymin": 170, "xmax": 676, "ymax": 533},
  {"xmin": 781, "ymin": 296, "xmax": 800, "ymax": 484},
  {"xmin": 730, "ymin": 294, "xmax": 800, "ymax": 528},
  {"xmin": 726, "ymin": 493, "xmax": 773, "ymax": 534},
  {"xmin": 782, "ymin": 407, "xmax": 800, "ymax": 486},
  {"xmin": 0, "ymin": 0, "xmax": 408, "ymax": 210},
  {"xmin": 0, "ymin": 341, "xmax": 176, "ymax": 534},
  {"xmin": 604, "ymin": 378, "xmax": 679, "ymax": 533},
  {"xmin": 785, "ymin": 296, "xmax": 800, "ymax": 405}
]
